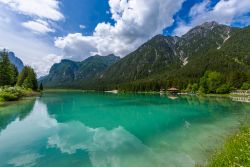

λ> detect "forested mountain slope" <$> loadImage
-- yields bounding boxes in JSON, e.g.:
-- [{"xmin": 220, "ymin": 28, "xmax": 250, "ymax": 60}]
[
  {"xmin": 100, "ymin": 21, "xmax": 235, "ymax": 85},
  {"xmin": 42, "ymin": 22, "xmax": 250, "ymax": 92},
  {"xmin": 42, "ymin": 54, "xmax": 120, "ymax": 88}
]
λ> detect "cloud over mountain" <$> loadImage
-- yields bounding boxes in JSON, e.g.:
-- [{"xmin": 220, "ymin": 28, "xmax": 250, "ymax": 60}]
[
  {"xmin": 173, "ymin": 0, "xmax": 250, "ymax": 36},
  {"xmin": 55, "ymin": 0, "xmax": 185, "ymax": 60}
]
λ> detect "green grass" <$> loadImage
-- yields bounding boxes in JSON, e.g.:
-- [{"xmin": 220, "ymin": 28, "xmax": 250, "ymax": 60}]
[
  {"xmin": 0, "ymin": 86, "xmax": 39, "ymax": 102},
  {"xmin": 209, "ymin": 125, "xmax": 250, "ymax": 167}
]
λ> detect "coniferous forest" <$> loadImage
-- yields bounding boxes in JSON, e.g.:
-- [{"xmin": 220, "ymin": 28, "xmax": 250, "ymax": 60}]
[{"xmin": 0, "ymin": 51, "xmax": 38, "ymax": 101}]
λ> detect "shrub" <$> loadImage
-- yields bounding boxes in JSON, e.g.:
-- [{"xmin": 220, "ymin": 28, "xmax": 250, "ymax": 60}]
[
  {"xmin": 198, "ymin": 86, "xmax": 206, "ymax": 94},
  {"xmin": 199, "ymin": 71, "xmax": 224, "ymax": 94},
  {"xmin": 185, "ymin": 84, "xmax": 192, "ymax": 92},
  {"xmin": 192, "ymin": 83, "xmax": 199, "ymax": 92},
  {"xmin": 241, "ymin": 82, "xmax": 250, "ymax": 90},
  {"xmin": 216, "ymin": 84, "xmax": 231, "ymax": 94},
  {"xmin": 0, "ymin": 86, "xmax": 32, "ymax": 101}
]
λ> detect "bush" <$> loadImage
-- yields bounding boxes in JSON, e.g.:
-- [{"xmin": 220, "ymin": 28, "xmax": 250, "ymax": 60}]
[
  {"xmin": 216, "ymin": 84, "xmax": 231, "ymax": 94},
  {"xmin": 198, "ymin": 86, "xmax": 206, "ymax": 94},
  {"xmin": 0, "ymin": 86, "xmax": 32, "ymax": 101},
  {"xmin": 241, "ymin": 82, "xmax": 250, "ymax": 90},
  {"xmin": 192, "ymin": 83, "xmax": 199, "ymax": 92},
  {"xmin": 199, "ymin": 71, "xmax": 224, "ymax": 94}
]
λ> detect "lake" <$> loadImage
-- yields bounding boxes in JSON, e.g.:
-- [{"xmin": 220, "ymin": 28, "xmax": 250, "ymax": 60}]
[{"xmin": 0, "ymin": 91, "xmax": 249, "ymax": 167}]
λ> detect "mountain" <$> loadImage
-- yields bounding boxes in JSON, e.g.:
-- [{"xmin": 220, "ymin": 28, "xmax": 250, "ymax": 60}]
[
  {"xmin": 42, "ymin": 54, "xmax": 120, "ymax": 88},
  {"xmin": 101, "ymin": 35, "xmax": 181, "ymax": 84},
  {"xmin": 43, "ymin": 21, "xmax": 250, "ymax": 91},
  {"xmin": 0, "ymin": 50, "xmax": 24, "ymax": 72},
  {"xmin": 100, "ymin": 21, "xmax": 236, "ymax": 85}
]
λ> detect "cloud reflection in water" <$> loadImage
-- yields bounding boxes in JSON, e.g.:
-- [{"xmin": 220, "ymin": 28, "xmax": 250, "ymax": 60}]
[{"xmin": 47, "ymin": 121, "xmax": 161, "ymax": 167}]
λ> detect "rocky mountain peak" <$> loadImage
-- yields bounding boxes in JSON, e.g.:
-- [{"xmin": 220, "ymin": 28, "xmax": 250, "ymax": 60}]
[
  {"xmin": 182, "ymin": 21, "xmax": 226, "ymax": 39},
  {"xmin": 200, "ymin": 21, "xmax": 219, "ymax": 28}
]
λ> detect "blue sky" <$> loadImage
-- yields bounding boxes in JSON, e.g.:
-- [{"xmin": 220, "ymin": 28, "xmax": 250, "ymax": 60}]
[
  {"xmin": 58, "ymin": 0, "xmax": 222, "ymax": 36},
  {"xmin": 164, "ymin": 0, "xmax": 208, "ymax": 35},
  {"xmin": 58, "ymin": 0, "xmax": 113, "ymax": 36},
  {"xmin": 57, "ymin": 0, "xmax": 217, "ymax": 36},
  {"xmin": 0, "ymin": 0, "xmax": 250, "ymax": 76}
]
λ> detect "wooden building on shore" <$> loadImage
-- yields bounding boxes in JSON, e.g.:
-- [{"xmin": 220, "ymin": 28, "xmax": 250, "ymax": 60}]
[{"xmin": 167, "ymin": 87, "xmax": 179, "ymax": 95}]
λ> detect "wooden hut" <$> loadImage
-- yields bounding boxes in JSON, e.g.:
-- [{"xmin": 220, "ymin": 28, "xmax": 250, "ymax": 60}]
[{"xmin": 167, "ymin": 87, "xmax": 179, "ymax": 95}]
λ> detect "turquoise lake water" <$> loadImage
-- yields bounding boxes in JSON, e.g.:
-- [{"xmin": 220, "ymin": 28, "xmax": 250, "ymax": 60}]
[{"xmin": 0, "ymin": 91, "xmax": 249, "ymax": 167}]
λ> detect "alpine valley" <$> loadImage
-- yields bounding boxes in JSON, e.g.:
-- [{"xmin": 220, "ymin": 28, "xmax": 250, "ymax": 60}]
[
  {"xmin": 41, "ymin": 22, "xmax": 250, "ymax": 92},
  {"xmin": 1, "ymin": 1, "xmax": 250, "ymax": 167}
]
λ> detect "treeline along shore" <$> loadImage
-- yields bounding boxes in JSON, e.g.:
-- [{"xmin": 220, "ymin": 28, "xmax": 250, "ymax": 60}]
[{"xmin": 0, "ymin": 51, "xmax": 42, "ymax": 103}]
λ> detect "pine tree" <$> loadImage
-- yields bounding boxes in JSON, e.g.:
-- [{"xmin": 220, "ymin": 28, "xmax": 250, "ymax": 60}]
[
  {"xmin": 0, "ymin": 52, "xmax": 15, "ymax": 86},
  {"xmin": 23, "ymin": 76, "xmax": 33, "ymax": 88},
  {"xmin": 17, "ymin": 66, "xmax": 38, "ymax": 90},
  {"xmin": 17, "ymin": 66, "xmax": 29, "ymax": 86},
  {"xmin": 39, "ymin": 82, "xmax": 43, "ymax": 91},
  {"xmin": 11, "ymin": 65, "xmax": 19, "ymax": 85},
  {"xmin": 29, "ymin": 68, "xmax": 38, "ymax": 90}
]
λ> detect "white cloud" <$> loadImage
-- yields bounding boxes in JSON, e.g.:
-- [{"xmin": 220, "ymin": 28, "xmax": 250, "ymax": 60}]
[
  {"xmin": 0, "ymin": 5, "xmax": 61, "ymax": 77},
  {"xmin": 172, "ymin": 22, "xmax": 192, "ymax": 37},
  {"xmin": 55, "ymin": 33, "xmax": 98, "ymax": 61},
  {"xmin": 47, "ymin": 121, "xmax": 158, "ymax": 167},
  {"xmin": 0, "ymin": 0, "xmax": 63, "ymax": 21},
  {"xmin": 79, "ymin": 24, "xmax": 86, "ymax": 29},
  {"xmin": 22, "ymin": 19, "xmax": 55, "ymax": 34},
  {"xmin": 0, "ymin": 0, "xmax": 63, "ymax": 34},
  {"xmin": 8, "ymin": 153, "xmax": 42, "ymax": 167},
  {"xmin": 173, "ymin": 0, "xmax": 250, "ymax": 36},
  {"xmin": 34, "ymin": 54, "xmax": 62, "ymax": 76},
  {"xmin": 55, "ymin": 0, "xmax": 185, "ymax": 61}
]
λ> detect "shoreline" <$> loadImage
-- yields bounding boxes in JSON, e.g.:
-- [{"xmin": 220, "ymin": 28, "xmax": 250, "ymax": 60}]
[
  {"xmin": 43, "ymin": 88, "xmax": 250, "ymax": 98},
  {"xmin": 0, "ymin": 96, "xmax": 37, "ymax": 107},
  {"xmin": 0, "ymin": 91, "xmax": 41, "ymax": 107},
  {"xmin": 208, "ymin": 124, "xmax": 250, "ymax": 166}
]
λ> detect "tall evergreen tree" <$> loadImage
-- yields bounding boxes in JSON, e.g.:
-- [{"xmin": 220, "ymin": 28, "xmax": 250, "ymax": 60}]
[
  {"xmin": 11, "ymin": 65, "xmax": 19, "ymax": 85},
  {"xmin": 17, "ymin": 66, "xmax": 38, "ymax": 90},
  {"xmin": 39, "ymin": 82, "xmax": 43, "ymax": 91},
  {"xmin": 17, "ymin": 66, "xmax": 29, "ymax": 86},
  {"xmin": 0, "ymin": 52, "xmax": 16, "ymax": 86},
  {"xmin": 29, "ymin": 68, "xmax": 38, "ymax": 90}
]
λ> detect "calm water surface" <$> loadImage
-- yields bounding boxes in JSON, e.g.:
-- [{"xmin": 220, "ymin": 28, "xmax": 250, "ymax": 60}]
[{"xmin": 0, "ymin": 91, "xmax": 249, "ymax": 167}]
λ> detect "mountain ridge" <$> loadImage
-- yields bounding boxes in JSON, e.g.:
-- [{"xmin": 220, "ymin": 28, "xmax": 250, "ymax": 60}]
[
  {"xmin": 42, "ymin": 54, "xmax": 120, "ymax": 88},
  {"xmin": 100, "ymin": 21, "xmax": 235, "ymax": 85},
  {"xmin": 42, "ymin": 21, "xmax": 250, "ymax": 91}
]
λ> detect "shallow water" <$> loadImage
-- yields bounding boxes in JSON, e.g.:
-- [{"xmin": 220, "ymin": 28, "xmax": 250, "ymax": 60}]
[{"xmin": 0, "ymin": 92, "xmax": 249, "ymax": 167}]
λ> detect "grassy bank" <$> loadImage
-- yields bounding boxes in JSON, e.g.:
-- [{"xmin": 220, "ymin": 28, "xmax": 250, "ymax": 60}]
[
  {"xmin": 208, "ymin": 125, "xmax": 250, "ymax": 167},
  {"xmin": 0, "ymin": 86, "xmax": 40, "ymax": 103}
]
